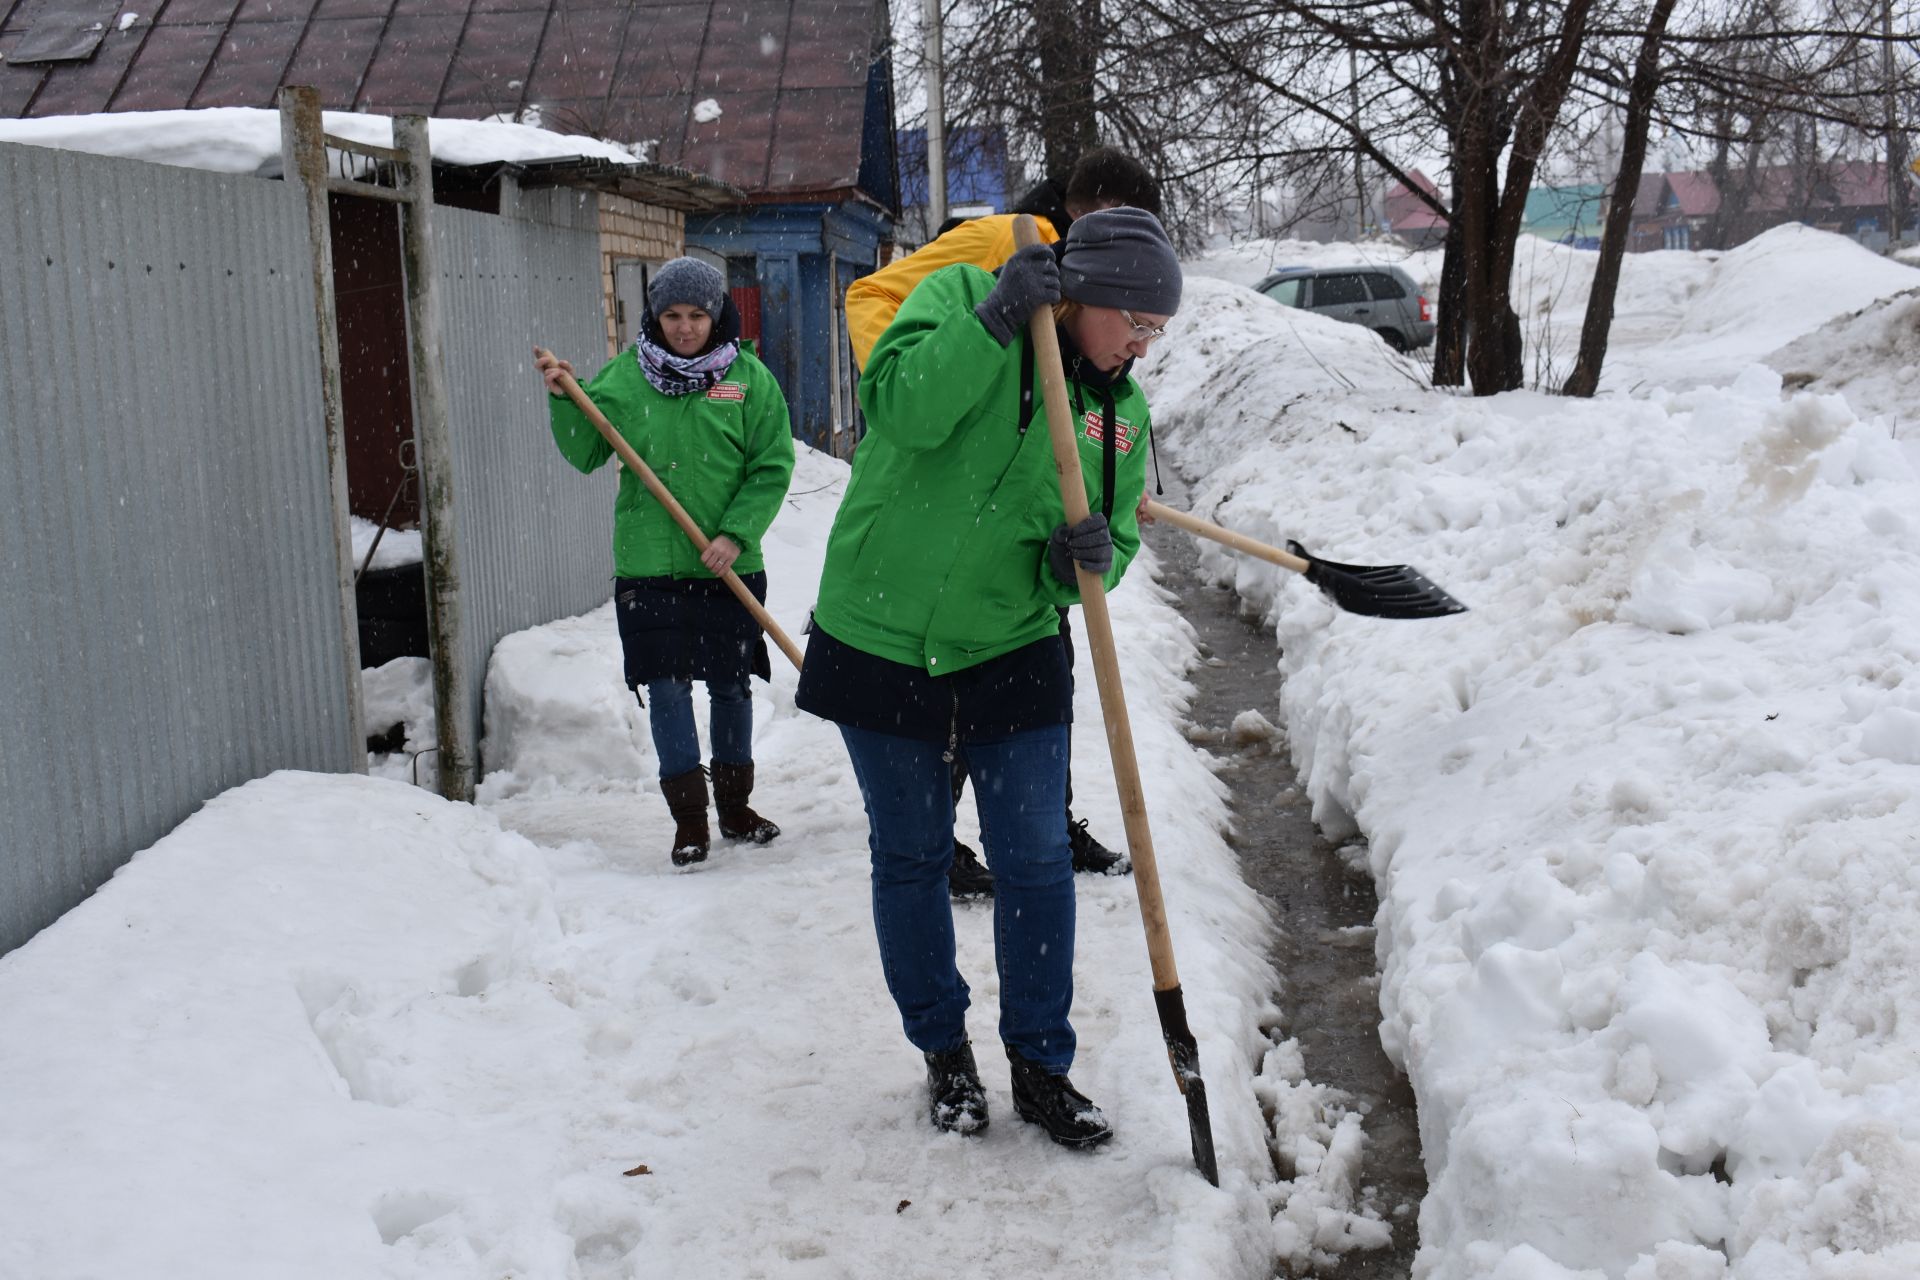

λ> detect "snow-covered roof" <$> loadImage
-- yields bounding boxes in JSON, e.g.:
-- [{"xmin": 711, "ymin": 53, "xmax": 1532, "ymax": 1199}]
[
  {"xmin": 0, "ymin": 0, "xmax": 892, "ymax": 201},
  {"xmin": 0, "ymin": 106, "xmax": 744, "ymax": 209}
]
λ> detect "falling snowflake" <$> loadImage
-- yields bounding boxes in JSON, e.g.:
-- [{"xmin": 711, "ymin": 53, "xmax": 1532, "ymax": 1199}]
[{"xmin": 692, "ymin": 99, "xmax": 723, "ymax": 124}]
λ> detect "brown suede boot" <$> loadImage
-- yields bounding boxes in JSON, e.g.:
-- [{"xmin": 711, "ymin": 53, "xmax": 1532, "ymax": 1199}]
[
  {"xmin": 711, "ymin": 760, "xmax": 780, "ymax": 844},
  {"xmin": 659, "ymin": 766, "xmax": 710, "ymax": 866}
]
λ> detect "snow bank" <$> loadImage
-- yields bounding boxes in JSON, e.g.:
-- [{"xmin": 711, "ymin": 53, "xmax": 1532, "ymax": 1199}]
[
  {"xmin": 0, "ymin": 772, "xmax": 577, "ymax": 1278},
  {"xmin": 0, "ymin": 107, "xmax": 644, "ymax": 176},
  {"xmin": 1768, "ymin": 286, "xmax": 1920, "ymax": 444},
  {"xmin": 1144, "ymin": 275, "xmax": 1920, "ymax": 1277},
  {"xmin": 1189, "ymin": 226, "xmax": 1920, "ymax": 396}
]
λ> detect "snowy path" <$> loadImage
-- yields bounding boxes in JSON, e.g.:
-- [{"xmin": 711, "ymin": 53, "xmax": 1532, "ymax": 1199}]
[
  {"xmin": 472, "ymin": 447, "xmax": 1285, "ymax": 1276},
  {"xmin": 0, "ymin": 448, "xmax": 1296, "ymax": 1279}
]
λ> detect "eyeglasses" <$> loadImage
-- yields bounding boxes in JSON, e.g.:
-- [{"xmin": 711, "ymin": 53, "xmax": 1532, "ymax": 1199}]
[{"xmin": 1120, "ymin": 309, "xmax": 1168, "ymax": 341}]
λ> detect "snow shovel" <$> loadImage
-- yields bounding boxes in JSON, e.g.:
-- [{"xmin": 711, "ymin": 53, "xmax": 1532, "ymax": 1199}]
[
  {"xmin": 1013, "ymin": 215, "xmax": 1219, "ymax": 1186},
  {"xmin": 535, "ymin": 348, "xmax": 806, "ymax": 671},
  {"xmin": 1144, "ymin": 500, "xmax": 1467, "ymax": 619}
]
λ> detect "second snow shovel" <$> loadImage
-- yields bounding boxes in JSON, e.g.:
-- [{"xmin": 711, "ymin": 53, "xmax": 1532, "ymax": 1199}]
[
  {"xmin": 1013, "ymin": 215, "xmax": 1219, "ymax": 1186},
  {"xmin": 536, "ymin": 348, "xmax": 806, "ymax": 671},
  {"xmin": 1144, "ymin": 500, "xmax": 1468, "ymax": 619}
]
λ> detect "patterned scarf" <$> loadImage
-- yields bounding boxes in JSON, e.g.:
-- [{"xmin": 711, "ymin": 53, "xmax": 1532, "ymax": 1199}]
[{"xmin": 635, "ymin": 329, "xmax": 740, "ymax": 397}]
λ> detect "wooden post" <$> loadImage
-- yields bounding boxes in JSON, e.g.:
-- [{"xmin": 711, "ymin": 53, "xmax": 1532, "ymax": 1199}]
[
  {"xmin": 277, "ymin": 86, "xmax": 368, "ymax": 772},
  {"xmin": 394, "ymin": 115, "xmax": 474, "ymax": 803}
]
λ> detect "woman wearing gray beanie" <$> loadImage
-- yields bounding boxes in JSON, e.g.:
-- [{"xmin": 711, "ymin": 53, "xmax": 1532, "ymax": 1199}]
[
  {"xmin": 536, "ymin": 257, "xmax": 796, "ymax": 868},
  {"xmin": 794, "ymin": 207, "xmax": 1180, "ymax": 1152}
]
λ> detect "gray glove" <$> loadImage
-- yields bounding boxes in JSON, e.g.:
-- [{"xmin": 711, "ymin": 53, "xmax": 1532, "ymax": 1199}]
[
  {"xmin": 975, "ymin": 244, "xmax": 1062, "ymax": 345},
  {"xmin": 1047, "ymin": 514, "xmax": 1113, "ymax": 586}
]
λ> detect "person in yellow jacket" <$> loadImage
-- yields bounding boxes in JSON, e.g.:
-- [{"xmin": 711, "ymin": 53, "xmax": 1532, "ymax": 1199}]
[
  {"xmin": 846, "ymin": 148, "xmax": 1163, "ymax": 368},
  {"xmin": 843, "ymin": 147, "xmax": 1162, "ymax": 901}
]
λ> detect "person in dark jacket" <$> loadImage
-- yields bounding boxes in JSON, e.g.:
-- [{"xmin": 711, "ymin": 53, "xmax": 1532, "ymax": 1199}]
[
  {"xmin": 797, "ymin": 208, "xmax": 1182, "ymax": 1150},
  {"xmin": 537, "ymin": 258, "xmax": 796, "ymax": 868}
]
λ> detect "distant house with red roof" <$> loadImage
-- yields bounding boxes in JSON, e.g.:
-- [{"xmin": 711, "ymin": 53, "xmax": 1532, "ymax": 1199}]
[
  {"xmin": 1381, "ymin": 170, "xmax": 1448, "ymax": 249},
  {"xmin": 1630, "ymin": 162, "xmax": 1912, "ymax": 252}
]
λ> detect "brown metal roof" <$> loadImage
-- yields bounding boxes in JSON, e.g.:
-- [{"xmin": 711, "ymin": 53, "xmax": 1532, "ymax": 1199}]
[
  {"xmin": 511, "ymin": 154, "xmax": 745, "ymax": 212},
  {"xmin": 0, "ymin": 0, "xmax": 885, "ymax": 200}
]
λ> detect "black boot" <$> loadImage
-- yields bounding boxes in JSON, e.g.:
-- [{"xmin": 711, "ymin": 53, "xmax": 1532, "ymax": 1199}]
[
  {"xmin": 711, "ymin": 760, "xmax": 780, "ymax": 844},
  {"xmin": 924, "ymin": 1041, "xmax": 989, "ymax": 1135},
  {"xmin": 1006, "ymin": 1046, "xmax": 1112, "ymax": 1149},
  {"xmin": 948, "ymin": 839, "xmax": 995, "ymax": 901},
  {"xmin": 659, "ymin": 767, "xmax": 710, "ymax": 867},
  {"xmin": 1068, "ymin": 815, "xmax": 1130, "ymax": 876}
]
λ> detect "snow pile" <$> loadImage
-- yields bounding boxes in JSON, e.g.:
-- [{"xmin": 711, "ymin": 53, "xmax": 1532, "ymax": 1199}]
[
  {"xmin": 1189, "ymin": 225, "xmax": 1920, "ymax": 396},
  {"xmin": 1254, "ymin": 1038, "xmax": 1395, "ymax": 1269},
  {"xmin": 0, "ymin": 107, "xmax": 644, "ymax": 176},
  {"xmin": 350, "ymin": 515, "xmax": 423, "ymax": 571},
  {"xmin": 1768, "ymin": 286, "xmax": 1920, "ymax": 442},
  {"xmin": 1141, "ymin": 274, "xmax": 1428, "ymax": 408},
  {"xmin": 1144, "ymin": 276, "xmax": 1920, "ymax": 1277},
  {"xmin": 0, "ymin": 773, "xmax": 579, "ymax": 1278},
  {"xmin": 363, "ymin": 655, "xmax": 435, "ymax": 782}
]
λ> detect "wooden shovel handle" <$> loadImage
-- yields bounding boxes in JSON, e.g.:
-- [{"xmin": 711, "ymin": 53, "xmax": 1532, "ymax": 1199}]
[
  {"xmin": 1014, "ymin": 216, "xmax": 1181, "ymax": 995},
  {"xmin": 1144, "ymin": 500, "xmax": 1312, "ymax": 575},
  {"xmin": 538, "ymin": 349, "xmax": 805, "ymax": 672}
]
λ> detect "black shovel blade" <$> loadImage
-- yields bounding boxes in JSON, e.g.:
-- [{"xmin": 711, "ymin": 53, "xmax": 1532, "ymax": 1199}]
[
  {"xmin": 1287, "ymin": 541, "xmax": 1468, "ymax": 619},
  {"xmin": 1155, "ymin": 986, "xmax": 1220, "ymax": 1186}
]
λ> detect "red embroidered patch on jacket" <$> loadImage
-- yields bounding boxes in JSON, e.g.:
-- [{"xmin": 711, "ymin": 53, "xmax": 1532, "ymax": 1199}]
[
  {"xmin": 1082, "ymin": 411, "xmax": 1138, "ymax": 455},
  {"xmin": 706, "ymin": 382, "xmax": 746, "ymax": 402}
]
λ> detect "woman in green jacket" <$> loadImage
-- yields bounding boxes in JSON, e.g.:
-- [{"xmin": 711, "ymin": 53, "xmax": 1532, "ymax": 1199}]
[
  {"xmin": 795, "ymin": 208, "xmax": 1182, "ymax": 1150},
  {"xmin": 538, "ymin": 258, "xmax": 796, "ymax": 868}
]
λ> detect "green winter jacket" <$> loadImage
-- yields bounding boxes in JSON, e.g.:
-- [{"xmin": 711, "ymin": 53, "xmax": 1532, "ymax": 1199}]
[
  {"xmin": 549, "ymin": 347, "xmax": 796, "ymax": 579},
  {"xmin": 813, "ymin": 263, "xmax": 1152, "ymax": 676}
]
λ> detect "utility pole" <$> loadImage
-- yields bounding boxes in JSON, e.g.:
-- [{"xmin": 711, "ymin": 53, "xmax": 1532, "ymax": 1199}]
[
  {"xmin": 924, "ymin": 0, "xmax": 947, "ymax": 236},
  {"xmin": 1885, "ymin": 0, "xmax": 1910, "ymax": 245}
]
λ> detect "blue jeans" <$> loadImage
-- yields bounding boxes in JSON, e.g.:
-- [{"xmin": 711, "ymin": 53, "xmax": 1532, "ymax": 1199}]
[
  {"xmin": 646, "ymin": 677, "xmax": 752, "ymax": 779},
  {"xmin": 838, "ymin": 723, "xmax": 1076, "ymax": 1070}
]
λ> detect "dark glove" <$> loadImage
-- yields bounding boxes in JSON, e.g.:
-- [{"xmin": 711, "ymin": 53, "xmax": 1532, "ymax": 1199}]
[
  {"xmin": 1047, "ymin": 514, "xmax": 1113, "ymax": 586},
  {"xmin": 974, "ymin": 244, "xmax": 1062, "ymax": 345}
]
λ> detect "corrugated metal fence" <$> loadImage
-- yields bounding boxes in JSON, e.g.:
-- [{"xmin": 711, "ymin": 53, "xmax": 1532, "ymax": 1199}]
[
  {"xmin": 0, "ymin": 141, "xmax": 354, "ymax": 954},
  {"xmin": 0, "ymin": 143, "xmax": 616, "ymax": 955},
  {"xmin": 436, "ymin": 194, "xmax": 613, "ymax": 784}
]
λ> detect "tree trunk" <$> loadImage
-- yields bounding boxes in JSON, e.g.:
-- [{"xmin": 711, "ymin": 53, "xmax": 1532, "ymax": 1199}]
[
  {"xmin": 1472, "ymin": 0, "xmax": 1596, "ymax": 393},
  {"xmin": 1564, "ymin": 0, "xmax": 1678, "ymax": 398},
  {"xmin": 1704, "ymin": 103, "xmax": 1735, "ymax": 250},
  {"xmin": 1433, "ymin": 213, "xmax": 1469, "ymax": 385},
  {"xmin": 1035, "ymin": 1, "xmax": 1102, "ymax": 180}
]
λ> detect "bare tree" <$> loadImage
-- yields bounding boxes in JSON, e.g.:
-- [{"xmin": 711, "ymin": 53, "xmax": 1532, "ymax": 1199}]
[{"xmin": 900, "ymin": 0, "xmax": 1920, "ymax": 394}]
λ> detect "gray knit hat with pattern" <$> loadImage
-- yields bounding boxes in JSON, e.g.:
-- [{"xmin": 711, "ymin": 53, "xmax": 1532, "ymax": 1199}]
[
  {"xmin": 648, "ymin": 256, "xmax": 727, "ymax": 317},
  {"xmin": 1058, "ymin": 207, "xmax": 1183, "ymax": 316}
]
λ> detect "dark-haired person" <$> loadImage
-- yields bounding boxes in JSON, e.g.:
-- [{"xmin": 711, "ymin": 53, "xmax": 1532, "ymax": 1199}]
[
  {"xmin": 842, "ymin": 146, "xmax": 1162, "ymax": 898},
  {"xmin": 536, "ymin": 258, "xmax": 795, "ymax": 868},
  {"xmin": 797, "ymin": 208, "xmax": 1182, "ymax": 1148},
  {"xmin": 846, "ymin": 146, "xmax": 1161, "ymax": 368}
]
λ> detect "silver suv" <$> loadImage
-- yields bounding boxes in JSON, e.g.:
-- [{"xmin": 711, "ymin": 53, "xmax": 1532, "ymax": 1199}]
[{"xmin": 1253, "ymin": 265, "xmax": 1435, "ymax": 351}]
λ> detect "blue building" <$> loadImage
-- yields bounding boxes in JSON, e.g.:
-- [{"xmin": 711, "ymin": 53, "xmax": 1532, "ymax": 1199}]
[
  {"xmin": 679, "ymin": 11, "xmax": 902, "ymax": 459},
  {"xmin": 896, "ymin": 125, "xmax": 1015, "ymax": 233}
]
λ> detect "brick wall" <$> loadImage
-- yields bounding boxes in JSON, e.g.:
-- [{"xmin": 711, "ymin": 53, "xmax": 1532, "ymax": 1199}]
[{"xmin": 599, "ymin": 194, "xmax": 685, "ymax": 354}]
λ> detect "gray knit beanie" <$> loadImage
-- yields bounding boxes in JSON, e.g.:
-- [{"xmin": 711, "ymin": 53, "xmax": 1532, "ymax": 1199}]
[
  {"xmin": 1058, "ymin": 207, "xmax": 1182, "ymax": 316},
  {"xmin": 648, "ymin": 256, "xmax": 727, "ymax": 316}
]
